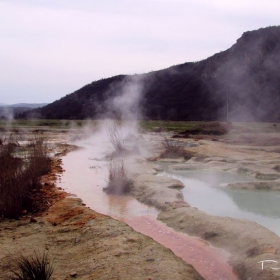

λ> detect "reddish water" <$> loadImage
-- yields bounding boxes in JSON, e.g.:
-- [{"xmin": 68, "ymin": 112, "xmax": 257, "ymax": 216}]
[
  {"xmin": 123, "ymin": 216, "xmax": 236, "ymax": 280},
  {"xmin": 58, "ymin": 142, "xmax": 238, "ymax": 280}
]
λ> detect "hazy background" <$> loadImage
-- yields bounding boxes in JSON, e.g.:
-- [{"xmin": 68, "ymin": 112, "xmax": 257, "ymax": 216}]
[{"xmin": 1, "ymin": 0, "xmax": 279, "ymax": 104}]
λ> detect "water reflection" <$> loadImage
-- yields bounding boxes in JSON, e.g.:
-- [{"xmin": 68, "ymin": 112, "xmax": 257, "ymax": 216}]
[
  {"xmin": 58, "ymin": 147, "xmax": 158, "ymax": 218},
  {"xmin": 223, "ymin": 188, "xmax": 280, "ymax": 218},
  {"xmin": 159, "ymin": 168, "xmax": 280, "ymax": 236}
]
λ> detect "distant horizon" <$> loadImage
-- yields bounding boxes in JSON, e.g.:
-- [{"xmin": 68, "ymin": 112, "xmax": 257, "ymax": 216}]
[{"xmin": 0, "ymin": 102, "xmax": 49, "ymax": 107}]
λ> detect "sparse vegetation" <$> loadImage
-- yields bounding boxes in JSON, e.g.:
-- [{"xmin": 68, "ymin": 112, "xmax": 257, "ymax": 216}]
[
  {"xmin": 106, "ymin": 121, "xmax": 126, "ymax": 152},
  {"xmin": 8, "ymin": 251, "xmax": 54, "ymax": 280},
  {"xmin": 140, "ymin": 121, "xmax": 202, "ymax": 133},
  {"xmin": 0, "ymin": 143, "xmax": 26, "ymax": 218},
  {"xmin": 273, "ymin": 165, "xmax": 280, "ymax": 172},
  {"xmin": 0, "ymin": 135, "xmax": 51, "ymax": 218},
  {"xmin": 0, "ymin": 119, "xmax": 97, "ymax": 132},
  {"xmin": 103, "ymin": 159, "xmax": 133, "ymax": 194},
  {"xmin": 27, "ymin": 137, "xmax": 51, "ymax": 188},
  {"xmin": 172, "ymin": 121, "xmax": 229, "ymax": 138},
  {"xmin": 159, "ymin": 137, "xmax": 194, "ymax": 160},
  {"xmin": 106, "ymin": 121, "xmax": 133, "ymax": 158}
]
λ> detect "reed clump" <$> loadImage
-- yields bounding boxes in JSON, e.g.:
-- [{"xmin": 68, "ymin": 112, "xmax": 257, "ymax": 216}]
[
  {"xmin": 107, "ymin": 121, "xmax": 125, "ymax": 153},
  {"xmin": 106, "ymin": 121, "xmax": 132, "ymax": 158},
  {"xmin": 103, "ymin": 159, "xmax": 133, "ymax": 195},
  {"xmin": 0, "ymin": 136, "xmax": 51, "ymax": 218},
  {"xmin": 26, "ymin": 137, "xmax": 51, "ymax": 188},
  {"xmin": 159, "ymin": 137, "xmax": 194, "ymax": 160},
  {"xmin": 8, "ymin": 251, "xmax": 54, "ymax": 280}
]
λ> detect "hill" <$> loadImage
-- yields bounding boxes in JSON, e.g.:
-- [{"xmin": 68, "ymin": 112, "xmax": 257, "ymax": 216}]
[{"xmin": 19, "ymin": 26, "xmax": 280, "ymax": 122}]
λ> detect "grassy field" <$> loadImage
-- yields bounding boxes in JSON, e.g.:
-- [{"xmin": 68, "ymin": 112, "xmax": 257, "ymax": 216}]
[
  {"xmin": 139, "ymin": 120, "xmax": 203, "ymax": 132},
  {"xmin": 1, "ymin": 119, "xmax": 280, "ymax": 135},
  {"xmin": 0, "ymin": 119, "xmax": 88, "ymax": 129},
  {"xmin": 0, "ymin": 119, "xmax": 206, "ymax": 133}
]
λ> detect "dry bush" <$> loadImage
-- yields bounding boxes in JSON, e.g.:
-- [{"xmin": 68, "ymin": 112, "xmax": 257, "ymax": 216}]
[
  {"xmin": 0, "ymin": 144, "xmax": 27, "ymax": 218},
  {"xmin": 26, "ymin": 137, "xmax": 51, "ymax": 188},
  {"xmin": 106, "ymin": 121, "xmax": 133, "ymax": 158},
  {"xmin": 106, "ymin": 121, "xmax": 125, "ymax": 152},
  {"xmin": 193, "ymin": 155, "xmax": 208, "ymax": 162},
  {"xmin": 273, "ymin": 165, "xmax": 280, "ymax": 172},
  {"xmin": 195, "ymin": 122, "xmax": 229, "ymax": 135},
  {"xmin": 159, "ymin": 137, "xmax": 194, "ymax": 160},
  {"xmin": 103, "ymin": 159, "xmax": 133, "ymax": 195},
  {"xmin": 8, "ymin": 251, "xmax": 54, "ymax": 280},
  {"xmin": 174, "ymin": 122, "xmax": 229, "ymax": 138},
  {"xmin": 0, "ymin": 136, "xmax": 51, "ymax": 218}
]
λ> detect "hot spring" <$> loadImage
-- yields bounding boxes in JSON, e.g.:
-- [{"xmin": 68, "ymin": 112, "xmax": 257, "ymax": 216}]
[{"xmin": 158, "ymin": 165, "xmax": 280, "ymax": 236}]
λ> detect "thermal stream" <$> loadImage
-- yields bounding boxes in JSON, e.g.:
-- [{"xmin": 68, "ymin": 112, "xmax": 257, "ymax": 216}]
[{"xmin": 57, "ymin": 142, "xmax": 238, "ymax": 280}]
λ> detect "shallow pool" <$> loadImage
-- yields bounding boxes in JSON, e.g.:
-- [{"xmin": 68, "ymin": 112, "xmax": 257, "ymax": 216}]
[{"xmin": 159, "ymin": 167, "xmax": 280, "ymax": 236}]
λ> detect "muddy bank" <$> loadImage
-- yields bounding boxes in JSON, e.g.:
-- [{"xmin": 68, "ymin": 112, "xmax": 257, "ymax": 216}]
[{"xmin": 0, "ymin": 197, "xmax": 203, "ymax": 280}]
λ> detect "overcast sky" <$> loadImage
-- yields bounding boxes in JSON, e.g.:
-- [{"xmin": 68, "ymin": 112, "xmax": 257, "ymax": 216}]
[{"xmin": 0, "ymin": 0, "xmax": 279, "ymax": 104}]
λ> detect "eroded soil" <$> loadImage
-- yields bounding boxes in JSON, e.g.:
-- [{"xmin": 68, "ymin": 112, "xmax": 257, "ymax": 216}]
[
  {"xmin": 0, "ymin": 197, "xmax": 204, "ymax": 280},
  {"xmin": 0, "ymin": 144, "xmax": 203, "ymax": 280}
]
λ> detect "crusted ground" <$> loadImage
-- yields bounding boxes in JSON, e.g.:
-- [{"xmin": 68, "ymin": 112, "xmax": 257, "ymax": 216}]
[{"xmin": 0, "ymin": 146, "xmax": 203, "ymax": 280}]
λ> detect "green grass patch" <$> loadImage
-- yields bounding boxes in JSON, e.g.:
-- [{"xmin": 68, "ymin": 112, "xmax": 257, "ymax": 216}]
[
  {"xmin": 139, "ymin": 121, "xmax": 204, "ymax": 132},
  {"xmin": 0, "ymin": 119, "xmax": 99, "ymax": 131}
]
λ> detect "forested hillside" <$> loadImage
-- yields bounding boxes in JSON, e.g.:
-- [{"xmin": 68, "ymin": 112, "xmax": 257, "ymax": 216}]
[{"xmin": 19, "ymin": 26, "xmax": 280, "ymax": 122}]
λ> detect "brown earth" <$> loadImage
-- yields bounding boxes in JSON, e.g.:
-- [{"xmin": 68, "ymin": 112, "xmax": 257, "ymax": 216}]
[
  {"xmin": 2, "ymin": 124, "xmax": 280, "ymax": 280},
  {"xmin": 0, "ymin": 145, "xmax": 204, "ymax": 280}
]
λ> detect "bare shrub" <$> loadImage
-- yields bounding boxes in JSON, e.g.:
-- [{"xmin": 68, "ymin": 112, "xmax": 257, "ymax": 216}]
[
  {"xmin": 103, "ymin": 159, "xmax": 132, "ymax": 195},
  {"xmin": 273, "ymin": 165, "xmax": 280, "ymax": 172},
  {"xmin": 8, "ymin": 251, "xmax": 54, "ymax": 280},
  {"xmin": 173, "ymin": 122, "xmax": 229, "ymax": 138},
  {"xmin": 0, "ymin": 136, "xmax": 51, "ymax": 218},
  {"xmin": 106, "ymin": 121, "xmax": 125, "ymax": 152},
  {"xmin": 159, "ymin": 137, "xmax": 194, "ymax": 160},
  {"xmin": 26, "ymin": 136, "xmax": 51, "ymax": 188},
  {"xmin": 0, "ymin": 144, "xmax": 26, "ymax": 218},
  {"xmin": 191, "ymin": 122, "xmax": 229, "ymax": 136}
]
